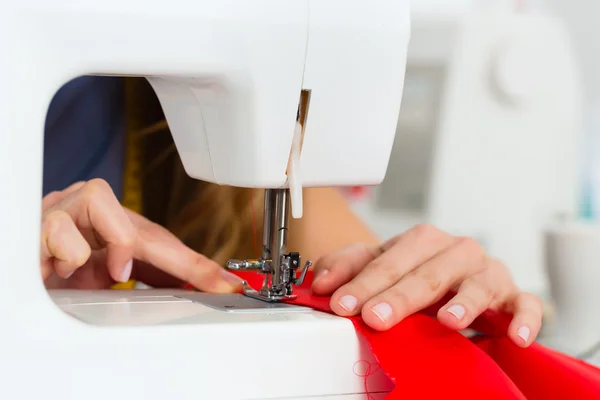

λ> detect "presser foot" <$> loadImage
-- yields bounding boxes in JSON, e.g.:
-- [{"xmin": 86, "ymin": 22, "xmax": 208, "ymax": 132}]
[
  {"xmin": 240, "ymin": 281, "xmax": 297, "ymax": 303},
  {"xmin": 227, "ymin": 253, "xmax": 312, "ymax": 303}
]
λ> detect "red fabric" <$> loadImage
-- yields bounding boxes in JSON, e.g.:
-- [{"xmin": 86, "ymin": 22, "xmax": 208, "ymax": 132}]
[{"xmin": 233, "ymin": 271, "xmax": 600, "ymax": 399}]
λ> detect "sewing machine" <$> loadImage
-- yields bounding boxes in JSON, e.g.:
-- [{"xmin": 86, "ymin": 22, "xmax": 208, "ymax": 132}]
[
  {"xmin": 351, "ymin": 6, "xmax": 583, "ymax": 297},
  {"xmin": 0, "ymin": 1, "xmax": 409, "ymax": 399}
]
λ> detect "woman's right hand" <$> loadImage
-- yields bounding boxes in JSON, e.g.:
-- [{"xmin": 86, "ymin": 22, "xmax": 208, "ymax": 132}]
[{"xmin": 41, "ymin": 179, "xmax": 243, "ymax": 291}]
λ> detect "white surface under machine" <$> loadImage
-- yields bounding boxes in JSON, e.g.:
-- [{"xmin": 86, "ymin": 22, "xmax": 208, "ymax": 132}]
[{"xmin": 0, "ymin": 1, "xmax": 409, "ymax": 399}]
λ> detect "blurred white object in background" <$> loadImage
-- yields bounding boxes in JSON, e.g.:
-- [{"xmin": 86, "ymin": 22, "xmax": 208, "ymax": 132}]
[
  {"xmin": 351, "ymin": 5, "xmax": 583, "ymax": 296},
  {"xmin": 546, "ymin": 1, "xmax": 600, "ymax": 221},
  {"xmin": 546, "ymin": 0, "xmax": 600, "ymax": 103},
  {"xmin": 538, "ymin": 0, "xmax": 600, "ymax": 361},
  {"xmin": 545, "ymin": 221, "xmax": 600, "ymax": 357},
  {"xmin": 411, "ymin": 0, "xmax": 543, "ymax": 14}
]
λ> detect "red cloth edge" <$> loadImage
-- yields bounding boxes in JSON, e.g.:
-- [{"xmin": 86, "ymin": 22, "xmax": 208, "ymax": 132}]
[{"xmin": 232, "ymin": 271, "xmax": 600, "ymax": 399}]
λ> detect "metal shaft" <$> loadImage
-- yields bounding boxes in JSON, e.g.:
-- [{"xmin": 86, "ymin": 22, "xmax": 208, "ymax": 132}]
[
  {"xmin": 267, "ymin": 189, "xmax": 289, "ymax": 289},
  {"xmin": 262, "ymin": 189, "xmax": 274, "ymax": 261}
]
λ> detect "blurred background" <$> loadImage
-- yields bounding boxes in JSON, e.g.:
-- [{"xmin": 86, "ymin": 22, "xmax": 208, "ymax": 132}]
[{"xmin": 345, "ymin": 0, "xmax": 600, "ymax": 363}]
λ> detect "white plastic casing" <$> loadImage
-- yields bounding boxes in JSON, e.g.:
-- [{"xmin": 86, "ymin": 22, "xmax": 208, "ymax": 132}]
[
  {"xmin": 0, "ymin": 1, "xmax": 410, "ymax": 399},
  {"xmin": 150, "ymin": 1, "xmax": 409, "ymax": 190}
]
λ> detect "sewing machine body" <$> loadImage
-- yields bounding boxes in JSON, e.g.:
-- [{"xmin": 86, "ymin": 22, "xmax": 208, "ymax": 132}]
[
  {"xmin": 44, "ymin": 289, "xmax": 392, "ymax": 399},
  {"xmin": 0, "ymin": 0, "xmax": 408, "ymax": 398},
  {"xmin": 353, "ymin": 8, "xmax": 583, "ymax": 296}
]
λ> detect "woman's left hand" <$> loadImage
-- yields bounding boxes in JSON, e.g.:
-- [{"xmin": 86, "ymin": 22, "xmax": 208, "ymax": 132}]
[{"xmin": 311, "ymin": 224, "xmax": 542, "ymax": 348}]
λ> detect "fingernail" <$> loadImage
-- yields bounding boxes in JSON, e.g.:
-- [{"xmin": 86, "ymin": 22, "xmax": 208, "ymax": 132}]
[
  {"xmin": 447, "ymin": 304, "xmax": 466, "ymax": 320},
  {"xmin": 339, "ymin": 295, "xmax": 358, "ymax": 312},
  {"xmin": 64, "ymin": 271, "xmax": 74, "ymax": 279},
  {"xmin": 220, "ymin": 269, "xmax": 244, "ymax": 286},
  {"xmin": 314, "ymin": 269, "xmax": 329, "ymax": 282},
  {"xmin": 371, "ymin": 302, "xmax": 393, "ymax": 323},
  {"xmin": 517, "ymin": 326, "xmax": 530, "ymax": 343},
  {"xmin": 119, "ymin": 259, "xmax": 133, "ymax": 283}
]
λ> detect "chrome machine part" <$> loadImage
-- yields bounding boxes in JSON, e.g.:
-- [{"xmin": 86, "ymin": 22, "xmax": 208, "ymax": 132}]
[
  {"xmin": 175, "ymin": 293, "xmax": 310, "ymax": 313},
  {"xmin": 225, "ymin": 188, "xmax": 312, "ymax": 302}
]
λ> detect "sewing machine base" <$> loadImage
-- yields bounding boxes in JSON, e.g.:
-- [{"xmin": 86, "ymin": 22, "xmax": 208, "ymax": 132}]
[
  {"xmin": 176, "ymin": 292, "xmax": 310, "ymax": 312},
  {"xmin": 33, "ymin": 288, "xmax": 393, "ymax": 399},
  {"xmin": 49, "ymin": 288, "xmax": 316, "ymax": 326}
]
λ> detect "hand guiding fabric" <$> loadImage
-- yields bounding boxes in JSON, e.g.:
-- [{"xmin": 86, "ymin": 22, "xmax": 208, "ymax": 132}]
[
  {"xmin": 41, "ymin": 179, "xmax": 242, "ymax": 292},
  {"xmin": 311, "ymin": 224, "xmax": 542, "ymax": 347}
]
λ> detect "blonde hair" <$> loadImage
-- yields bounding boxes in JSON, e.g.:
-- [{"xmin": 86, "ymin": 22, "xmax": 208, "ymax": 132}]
[{"xmin": 125, "ymin": 78, "xmax": 263, "ymax": 265}]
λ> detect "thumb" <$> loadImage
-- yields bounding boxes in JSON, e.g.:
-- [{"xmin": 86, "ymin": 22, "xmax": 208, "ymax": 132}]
[{"xmin": 311, "ymin": 243, "xmax": 380, "ymax": 296}]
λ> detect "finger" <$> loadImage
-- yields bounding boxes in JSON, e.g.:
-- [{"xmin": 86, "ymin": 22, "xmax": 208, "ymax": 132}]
[
  {"xmin": 311, "ymin": 243, "xmax": 381, "ymax": 295},
  {"xmin": 437, "ymin": 259, "xmax": 514, "ymax": 330},
  {"xmin": 360, "ymin": 237, "xmax": 487, "ymax": 330},
  {"xmin": 53, "ymin": 179, "xmax": 136, "ymax": 283},
  {"xmin": 131, "ymin": 261, "xmax": 185, "ymax": 288},
  {"xmin": 330, "ymin": 224, "xmax": 455, "ymax": 317},
  {"xmin": 42, "ymin": 181, "xmax": 86, "ymax": 212},
  {"xmin": 41, "ymin": 210, "xmax": 91, "ymax": 280},
  {"xmin": 134, "ymin": 219, "xmax": 243, "ymax": 293},
  {"xmin": 506, "ymin": 292, "xmax": 543, "ymax": 347}
]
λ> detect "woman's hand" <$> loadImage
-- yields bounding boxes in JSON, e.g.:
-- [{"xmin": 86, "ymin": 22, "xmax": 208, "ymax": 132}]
[
  {"xmin": 41, "ymin": 179, "xmax": 243, "ymax": 291},
  {"xmin": 311, "ymin": 224, "xmax": 542, "ymax": 347}
]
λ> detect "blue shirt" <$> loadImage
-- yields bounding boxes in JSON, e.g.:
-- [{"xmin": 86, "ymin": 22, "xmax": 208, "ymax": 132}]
[{"xmin": 43, "ymin": 76, "xmax": 126, "ymax": 200}]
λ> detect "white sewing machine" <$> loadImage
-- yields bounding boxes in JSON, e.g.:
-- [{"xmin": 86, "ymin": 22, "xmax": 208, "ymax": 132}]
[
  {"xmin": 0, "ymin": 1, "xmax": 409, "ymax": 399},
  {"xmin": 352, "ymin": 6, "xmax": 583, "ymax": 296}
]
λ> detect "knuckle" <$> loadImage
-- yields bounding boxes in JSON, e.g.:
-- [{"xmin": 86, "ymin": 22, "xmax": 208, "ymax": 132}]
[
  {"xmin": 119, "ymin": 230, "xmax": 137, "ymax": 250},
  {"xmin": 80, "ymin": 179, "xmax": 112, "ymax": 201},
  {"xmin": 87, "ymin": 178, "xmax": 112, "ymax": 192},
  {"xmin": 358, "ymin": 243, "xmax": 382, "ymax": 259},
  {"xmin": 315, "ymin": 252, "xmax": 339, "ymax": 270},
  {"xmin": 410, "ymin": 223, "xmax": 452, "ymax": 249},
  {"xmin": 472, "ymin": 283, "xmax": 496, "ymax": 307},
  {"xmin": 43, "ymin": 210, "xmax": 70, "ymax": 231},
  {"xmin": 387, "ymin": 286, "xmax": 414, "ymax": 312},
  {"xmin": 414, "ymin": 268, "xmax": 444, "ymax": 294},
  {"xmin": 456, "ymin": 236, "xmax": 481, "ymax": 253},
  {"xmin": 479, "ymin": 283, "xmax": 496, "ymax": 301},
  {"xmin": 411, "ymin": 223, "xmax": 439, "ymax": 239},
  {"xmin": 521, "ymin": 292, "xmax": 543, "ymax": 310},
  {"xmin": 366, "ymin": 258, "xmax": 402, "ymax": 283},
  {"xmin": 487, "ymin": 258, "xmax": 515, "ymax": 288},
  {"xmin": 464, "ymin": 277, "xmax": 496, "ymax": 302},
  {"xmin": 491, "ymin": 257, "xmax": 511, "ymax": 275},
  {"xmin": 115, "ymin": 219, "xmax": 138, "ymax": 248},
  {"xmin": 456, "ymin": 236, "xmax": 486, "ymax": 263}
]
